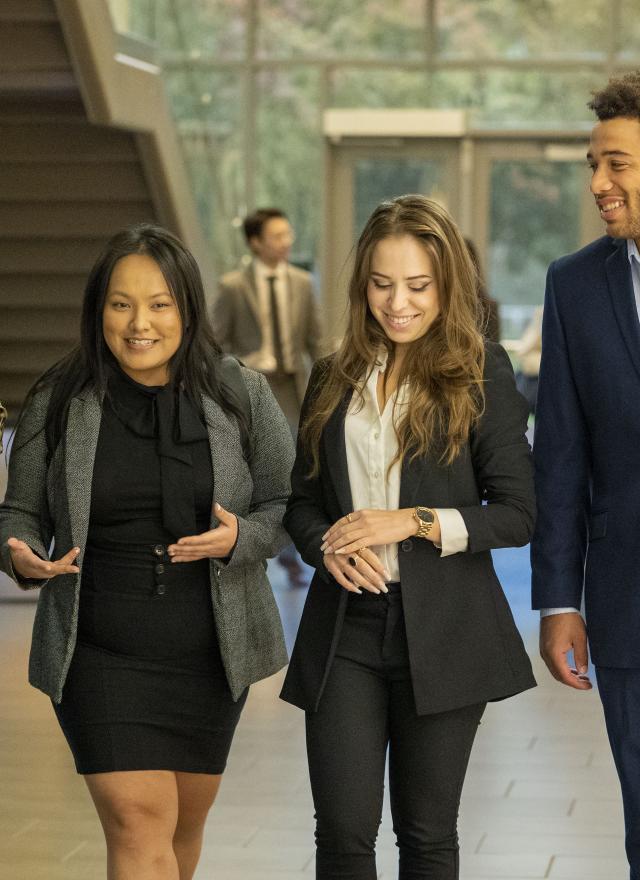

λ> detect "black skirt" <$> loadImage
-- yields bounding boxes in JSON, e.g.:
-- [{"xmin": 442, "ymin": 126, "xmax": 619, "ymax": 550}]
[{"xmin": 54, "ymin": 541, "xmax": 247, "ymax": 775}]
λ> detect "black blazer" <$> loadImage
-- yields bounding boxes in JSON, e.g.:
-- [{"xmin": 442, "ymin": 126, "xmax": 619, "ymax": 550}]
[{"xmin": 280, "ymin": 342, "xmax": 536, "ymax": 715}]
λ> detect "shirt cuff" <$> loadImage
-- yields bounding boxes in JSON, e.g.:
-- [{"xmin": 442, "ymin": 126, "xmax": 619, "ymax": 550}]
[
  {"xmin": 432, "ymin": 508, "xmax": 469, "ymax": 557},
  {"xmin": 540, "ymin": 607, "xmax": 581, "ymax": 618}
]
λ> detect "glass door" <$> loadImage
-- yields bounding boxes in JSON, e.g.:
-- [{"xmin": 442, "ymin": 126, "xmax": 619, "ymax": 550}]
[
  {"xmin": 323, "ymin": 135, "xmax": 601, "ymax": 345},
  {"xmin": 472, "ymin": 140, "xmax": 600, "ymax": 340},
  {"xmin": 323, "ymin": 140, "xmax": 461, "ymax": 337}
]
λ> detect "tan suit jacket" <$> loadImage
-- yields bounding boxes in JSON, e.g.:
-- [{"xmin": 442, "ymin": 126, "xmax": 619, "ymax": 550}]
[{"xmin": 212, "ymin": 262, "xmax": 324, "ymax": 405}]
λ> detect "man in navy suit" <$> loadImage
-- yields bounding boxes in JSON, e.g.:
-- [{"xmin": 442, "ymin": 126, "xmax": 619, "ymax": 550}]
[{"xmin": 532, "ymin": 71, "xmax": 640, "ymax": 877}]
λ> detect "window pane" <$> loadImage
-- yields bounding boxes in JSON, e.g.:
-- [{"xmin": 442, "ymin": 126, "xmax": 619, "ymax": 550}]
[
  {"xmin": 155, "ymin": 0, "xmax": 247, "ymax": 61},
  {"xmin": 256, "ymin": 68, "xmax": 322, "ymax": 270},
  {"xmin": 429, "ymin": 70, "xmax": 602, "ymax": 129},
  {"xmin": 489, "ymin": 160, "xmax": 584, "ymax": 335},
  {"xmin": 166, "ymin": 70, "xmax": 246, "ymax": 272},
  {"xmin": 258, "ymin": 0, "xmax": 427, "ymax": 59},
  {"xmin": 354, "ymin": 159, "xmax": 448, "ymax": 234},
  {"xmin": 108, "ymin": 0, "xmax": 156, "ymax": 40},
  {"xmin": 437, "ymin": 0, "xmax": 607, "ymax": 60},
  {"xmin": 331, "ymin": 69, "xmax": 430, "ymax": 107},
  {"xmin": 617, "ymin": 0, "xmax": 640, "ymax": 61}
]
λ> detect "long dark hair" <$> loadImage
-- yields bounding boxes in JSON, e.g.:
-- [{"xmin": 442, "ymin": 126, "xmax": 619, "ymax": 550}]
[{"xmin": 18, "ymin": 223, "xmax": 248, "ymax": 456}]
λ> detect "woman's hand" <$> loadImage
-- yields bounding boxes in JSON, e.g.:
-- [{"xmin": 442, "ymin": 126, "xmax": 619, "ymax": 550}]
[
  {"xmin": 320, "ymin": 508, "xmax": 440, "ymax": 556},
  {"xmin": 7, "ymin": 537, "xmax": 80, "ymax": 580},
  {"xmin": 323, "ymin": 546, "xmax": 389, "ymax": 595},
  {"xmin": 168, "ymin": 502, "xmax": 238, "ymax": 563}
]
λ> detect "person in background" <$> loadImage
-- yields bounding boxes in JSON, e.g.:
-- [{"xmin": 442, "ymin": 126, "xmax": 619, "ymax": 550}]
[
  {"xmin": 0, "ymin": 224, "xmax": 293, "ymax": 880},
  {"xmin": 514, "ymin": 306, "xmax": 543, "ymax": 416},
  {"xmin": 281, "ymin": 195, "xmax": 536, "ymax": 880},
  {"xmin": 464, "ymin": 237, "xmax": 501, "ymax": 343},
  {"xmin": 532, "ymin": 70, "xmax": 640, "ymax": 878},
  {"xmin": 212, "ymin": 208, "xmax": 324, "ymax": 587},
  {"xmin": 212, "ymin": 208, "xmax": 324, "ymax": 434}
]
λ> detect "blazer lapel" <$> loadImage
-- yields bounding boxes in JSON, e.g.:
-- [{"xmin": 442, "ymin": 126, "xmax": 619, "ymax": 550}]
[
  {"xmin": 65, "ymin": 390, "xmax": 102, "ymax": 552},
  {"xmin": 322, "ymin": 392, "xmax": 353, "ymax": 517},
  {"xmin": 606, "ymin": 238, "xmax": 640, "ymax": 382},
  {"xmin": 201, "ymin": 395, "xmax": 238, "ymax": 513},
  {"xmin": 242, "ymin": 265, "xmax": 262, "ymax": 327}
]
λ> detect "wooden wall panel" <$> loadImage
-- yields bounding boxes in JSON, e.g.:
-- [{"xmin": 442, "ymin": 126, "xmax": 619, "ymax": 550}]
[
  {"xmin": 2, "ymin": 308, "xmax": 81, "ymax": 342},
  {"xmin": 0, "ymin": 24, "xmax": 70, "ymax": 71},
  {"xmin": 0, "ymin": 240, "xmax": 108, "ymax": 274},
  {"xmin": 0, "ymin": 202, "xmax": 157, "ymax": 237},
  {"xmin": 0, "ymin": 341, "xmax": 77, "ymax": 374},
  {"xmin": 0, "ymin": 164, "xmax": 150, "ymax": 201},
  {"xmin": 0, "ymin": 1, "xmax": 57, "ymax": 23},
  {"xmin": 0, "ymin": 123, "xmax": 139, "ymax": 162},
  {"xmin": 0, "ymin": 275, "xmax": 85, "ymax": 307}
]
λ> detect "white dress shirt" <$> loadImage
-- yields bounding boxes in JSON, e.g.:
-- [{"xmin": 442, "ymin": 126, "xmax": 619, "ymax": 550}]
[
  {"xmin": 344, "ymin": 353, "xmax": 469, "ymax": 582},
  {"xmin": 251, "ymin": 259, "xmax": 295, "ymax": 373},
  {"xmin": 541, "ymin": 239, "xmax": 640, "ymax": 619}
]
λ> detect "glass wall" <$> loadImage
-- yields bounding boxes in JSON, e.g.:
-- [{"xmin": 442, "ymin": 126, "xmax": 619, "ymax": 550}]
[{"xmin": 108, "ymin": 0, "xmax": 636, "ymax": 304}]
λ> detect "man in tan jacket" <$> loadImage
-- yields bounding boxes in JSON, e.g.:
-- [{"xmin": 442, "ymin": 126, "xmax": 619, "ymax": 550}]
[
  {"xmin": 213, "ymin": 209, "xmax": 324, "ymax": 586},
  {"xmin": 212, "ymin": 208, "xmax": 324, "ymax": 435}
]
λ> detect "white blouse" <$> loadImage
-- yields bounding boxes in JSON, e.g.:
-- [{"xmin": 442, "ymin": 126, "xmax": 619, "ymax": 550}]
[{"xmin": 344, "ymin": 354, "xmax": 469, "ymax": 582}]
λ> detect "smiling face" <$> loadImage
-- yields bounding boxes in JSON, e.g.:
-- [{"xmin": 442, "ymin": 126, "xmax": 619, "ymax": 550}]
[
  {"xmin": 588, "ymin": 116, "xmax": 640, "ymax": 243},
  {"xmin": 366, "ymin": 234, "xmax": 440, "ymax": 353},
  {"xmin": 102, "ymin": 253, "xmax": 183, "ymax": 386}
]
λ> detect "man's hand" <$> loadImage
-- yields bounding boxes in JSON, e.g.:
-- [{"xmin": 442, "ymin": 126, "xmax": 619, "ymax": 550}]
[{"xmin": 540, "ymin": 612, "xmax": 592, "ymax": 690}]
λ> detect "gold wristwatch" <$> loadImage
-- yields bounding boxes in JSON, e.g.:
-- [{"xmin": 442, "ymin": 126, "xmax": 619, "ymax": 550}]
[{"xmin": 413, "ymin": 506, "xmax": 435, "ymax": 539}]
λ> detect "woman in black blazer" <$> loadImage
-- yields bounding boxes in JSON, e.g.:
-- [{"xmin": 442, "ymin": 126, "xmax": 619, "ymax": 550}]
[{"xmin": 280, "ymin": 195, "xmax": 536, "ymax": 880}]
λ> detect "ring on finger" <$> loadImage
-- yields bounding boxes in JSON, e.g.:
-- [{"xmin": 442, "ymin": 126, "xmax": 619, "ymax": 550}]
[
  {"xmin": 346, "ymin": 512, "xmax": 353, "ymax": 523},
  {"xmin": 348, "ymin": 555, "xmax": 359, "ymax": 567}
]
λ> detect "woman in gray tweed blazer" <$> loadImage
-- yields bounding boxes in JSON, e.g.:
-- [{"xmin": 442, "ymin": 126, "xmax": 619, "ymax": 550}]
[{"xmin": 0, "ymin": 224, "xmax": 294, "ymax": 880}]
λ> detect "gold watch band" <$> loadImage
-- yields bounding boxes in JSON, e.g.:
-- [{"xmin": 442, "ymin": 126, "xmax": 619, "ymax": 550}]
[{"xmin": 413, "ymin": 506, "xmax": 434, "ymax": 539}]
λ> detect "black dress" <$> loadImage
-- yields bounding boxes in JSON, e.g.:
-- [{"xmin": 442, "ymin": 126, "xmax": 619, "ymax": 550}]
[{"xmin": 54, "ymin": 369, "xmax": 247, "ymax": 774}]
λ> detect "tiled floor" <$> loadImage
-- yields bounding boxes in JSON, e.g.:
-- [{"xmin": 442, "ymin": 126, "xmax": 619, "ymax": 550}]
[{"xmin": 0, "ymin": 442, "xmax": 627, "ymax": 880}]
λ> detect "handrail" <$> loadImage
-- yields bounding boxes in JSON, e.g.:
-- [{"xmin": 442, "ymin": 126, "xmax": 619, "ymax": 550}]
[{"xmin": 53, "ymin": 0, "xmax": 216, "ymax": 300}]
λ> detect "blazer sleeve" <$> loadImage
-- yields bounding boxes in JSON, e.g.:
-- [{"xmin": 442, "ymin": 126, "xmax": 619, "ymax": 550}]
[
  {"xmin": 530, "ymin": 264, "xmax": 590, "ymax": 609},
  {"xmin": 457, "ymin": 342, "xmax": 536, "ymax": 552},
  {"xmin": 283, "ymin": 359, "xmax": 333, "ymax": 579},
  {"xmin": 0, "ymin": 389, "xmax": 54, "ymax": 589},
  {"xmin": 222, "ymin": 369, "xmax": 295, "ymax": 568}
]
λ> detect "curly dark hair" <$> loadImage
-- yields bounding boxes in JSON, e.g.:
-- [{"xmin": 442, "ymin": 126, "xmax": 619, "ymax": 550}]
[{"xmin": 588, "ymin": 71, "xmax": 640, "ymax": 120}]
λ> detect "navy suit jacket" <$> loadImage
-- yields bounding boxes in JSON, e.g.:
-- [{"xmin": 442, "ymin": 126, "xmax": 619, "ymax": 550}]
[{"xmin": 532, "ymin": 235, "xmax": 640, "ymax": 667}]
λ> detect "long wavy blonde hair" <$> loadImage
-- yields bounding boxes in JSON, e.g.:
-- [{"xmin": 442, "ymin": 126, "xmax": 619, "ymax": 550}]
[{"xmin": 302, "ymin": 194, "xmax": 486, "ymax": 475}]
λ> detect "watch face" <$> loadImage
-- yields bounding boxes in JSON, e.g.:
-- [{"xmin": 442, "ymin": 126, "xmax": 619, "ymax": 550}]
[{"xmin": 417, "ymin": 507, "xmax": 434, "ymax": 524}]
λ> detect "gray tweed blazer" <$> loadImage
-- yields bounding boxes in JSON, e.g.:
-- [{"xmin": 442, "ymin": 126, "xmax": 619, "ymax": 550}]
[{"xmin": 0, "ymin": 367, "xmax": 294, "ymax": 703}]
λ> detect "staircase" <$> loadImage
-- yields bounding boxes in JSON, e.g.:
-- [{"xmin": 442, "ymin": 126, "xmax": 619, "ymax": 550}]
[{"xmin": 0, "ymin": 0, "xmax": 212, "ymax": 414}]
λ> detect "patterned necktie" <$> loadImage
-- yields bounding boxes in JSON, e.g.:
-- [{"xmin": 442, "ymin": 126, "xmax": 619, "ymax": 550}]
[{"xmin": 267, "ymin": 275, "xmax": 284, "ymax": 371}]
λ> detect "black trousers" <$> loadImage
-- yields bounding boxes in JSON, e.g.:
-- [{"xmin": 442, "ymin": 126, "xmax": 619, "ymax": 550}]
[
  {"xmin": 596, "ymin": 667, "xmax": 640, "ymax": 879},
  {"xmin": 306, "ymin": 587, "xmax": 485, "ymax": 880}
]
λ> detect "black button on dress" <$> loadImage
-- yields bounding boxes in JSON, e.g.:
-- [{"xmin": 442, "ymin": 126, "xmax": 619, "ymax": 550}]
[{"xmin": 54, "ymin": 368, "xmax": 247, "ymax": 775}]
